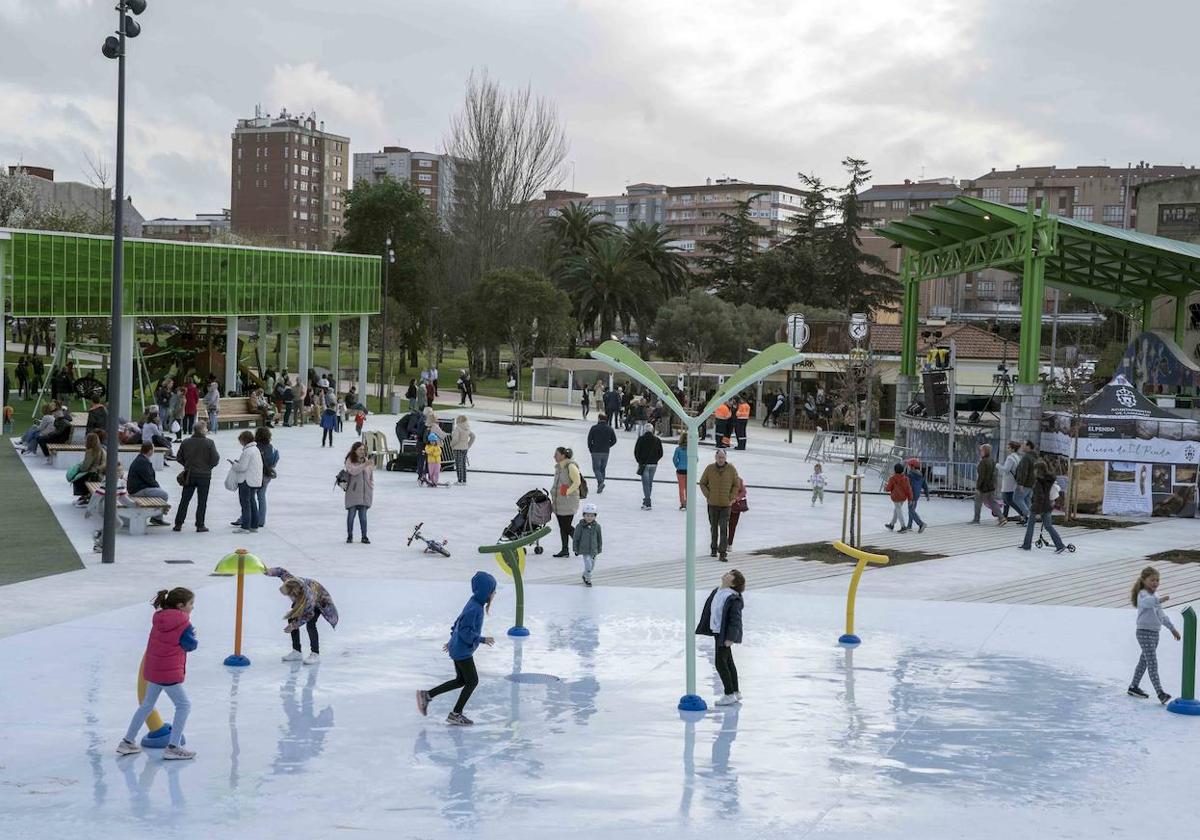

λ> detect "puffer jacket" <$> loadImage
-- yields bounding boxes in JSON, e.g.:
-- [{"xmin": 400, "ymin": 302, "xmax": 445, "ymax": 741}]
[
  {"xmin": 572, "ymin": 518, "xmax": 603, "ymax": 556},
  {"xmin": 699, "ymin": 462, "xmax": 741, "ymax": 507},
  {"xmin": 696, "ymin": 587, "xmax": 744, "ymax": 646},
  {"xmin": 143, "ymin": 608, "xmax": 197, "ymax": 685}
]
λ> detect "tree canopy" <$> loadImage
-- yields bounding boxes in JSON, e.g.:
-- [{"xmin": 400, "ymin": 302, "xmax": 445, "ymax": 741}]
[{"xmin": 469, "ymin": 267, "xmax": 573, "ymax": 377}]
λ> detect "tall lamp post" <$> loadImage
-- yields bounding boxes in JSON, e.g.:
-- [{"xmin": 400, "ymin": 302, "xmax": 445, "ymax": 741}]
[
  {"xmin": 99, "ymin": 0, "xmax": 148, "ymax": 564},
  {"xmin": 378, "ymin": 235, "xmax": 394, "ymax": 413}
]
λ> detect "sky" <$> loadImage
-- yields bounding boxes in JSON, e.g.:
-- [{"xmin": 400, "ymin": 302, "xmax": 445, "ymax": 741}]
[{"xmin": 1, "ymin": 0, "xmax": 1197, "ymax": 221}]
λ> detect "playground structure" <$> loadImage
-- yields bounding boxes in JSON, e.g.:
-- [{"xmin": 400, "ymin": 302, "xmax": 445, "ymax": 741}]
[
  {"xmin": 589, "ymin": 339, "xmax": 804, "ymax": 712},
  {"xmin": 212, "ymin": 549, "xmax": 267, "ymax": 667},
  {"xmin": 0, "ymin": 228, "xmax": 380, "ymax": 423},
  {"xmin": 480, "ymin": 525, "xmax": 552, "ymax": 638}
]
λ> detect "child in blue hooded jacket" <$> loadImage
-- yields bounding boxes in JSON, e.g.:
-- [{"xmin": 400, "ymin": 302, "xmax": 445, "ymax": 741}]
[{"xmin": 416, "ymin": 572, "xmax": 496, "ymax": 725}]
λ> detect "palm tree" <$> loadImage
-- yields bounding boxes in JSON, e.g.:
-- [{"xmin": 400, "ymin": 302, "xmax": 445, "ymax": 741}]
[
  {"xmin": 623, "ymin": 220, "xmax": 691, "ymax": 301},
  {"xmin": 565, "ymin": 237, "xmax": 651, "ymax": 342},
  {"xmin": 544, "ymin": 202, "xmax": 617, "ymax": 279}
]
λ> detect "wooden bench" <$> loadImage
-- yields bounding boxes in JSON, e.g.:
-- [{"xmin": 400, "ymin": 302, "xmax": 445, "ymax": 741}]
[
  {"xmin": 49, "ymin": 443, "xmax": 166, "ymax": 471},
  {"xmin": 215, "ymin": 396, "xmax": 261, "ymax": 430},
  {"xmin": 83, "ymin": 482, "xmax": 171, "ymax": 535}
]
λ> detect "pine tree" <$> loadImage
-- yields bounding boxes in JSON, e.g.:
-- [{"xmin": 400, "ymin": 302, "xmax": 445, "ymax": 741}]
[{"xmin": 698, "ymin": 193, "xmax": 772, "ymax": 305}]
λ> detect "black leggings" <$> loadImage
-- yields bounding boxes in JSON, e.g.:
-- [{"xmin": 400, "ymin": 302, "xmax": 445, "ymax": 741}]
[
  {"xmin": 556, "ymin": 513, "xmax": 575, "ymax": 552},
  {"xmin": 321, "ymin": 428, "xmax": 334, "ymax": 447},
  {"xmin": 429, "ymin": 656, "xmax": 479, "ymax": 714},
  {"xmin": 290, "ymin": 617, "xmax": 320, "ymax": 653},
  {"xmin": 715, "ymin": 643, "xmax": 738, "ymax": 695}
]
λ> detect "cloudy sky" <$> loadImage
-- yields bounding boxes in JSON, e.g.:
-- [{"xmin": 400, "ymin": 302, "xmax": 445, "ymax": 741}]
[{"xmin": 1, "ymin": 0, "xmax": 1195, "ymax": 220}]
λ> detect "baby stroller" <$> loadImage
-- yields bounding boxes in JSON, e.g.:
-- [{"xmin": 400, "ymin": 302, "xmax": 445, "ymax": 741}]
[{"xmin": 502, "ymin": 488, "xmax": 554, "ymax": 554}]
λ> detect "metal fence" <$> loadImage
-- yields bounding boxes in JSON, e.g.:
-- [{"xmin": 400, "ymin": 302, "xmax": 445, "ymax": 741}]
[{"xmin": 805, "ymin": 431, "xmax": 906, "ymax": 464}]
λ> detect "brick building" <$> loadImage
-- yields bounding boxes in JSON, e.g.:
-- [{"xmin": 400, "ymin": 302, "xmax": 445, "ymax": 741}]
[
  {"xmin": 533, "ymin": 182, "xmax": 669, "ymax": 230},
  {"xmin": 229, "ymin": 108, "xmax": 349, "ymax": 250}
]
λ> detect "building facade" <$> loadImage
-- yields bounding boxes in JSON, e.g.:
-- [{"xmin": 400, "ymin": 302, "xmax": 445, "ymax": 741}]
[
  {"xmin": 8, "ymin": 165, "xmax": 144, "ymax": 236},
  {"xmin": 229, "ymin": 108, "xmax": 349, "ymax": 250},
  {"xmin": 662, "ymin": 178, "xmax": 805, "ymax": 259},
  {"xmin": 352, "ymin": 146, "xmax": 456, "ymax": 225},
  {"xmin": 534, "ymin": 182, "xmax": 669, "ymax": 231},
  {"xmin": 142, "ymin": 211, "xmax": 231, "ymax": 242}
]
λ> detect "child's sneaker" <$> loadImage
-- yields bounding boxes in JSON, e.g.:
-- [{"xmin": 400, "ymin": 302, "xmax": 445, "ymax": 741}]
[
  {"xmin": 1158, "ymin": 691, "xmax": 1172, "ymax": 705},
  {"xmin": 303, "ymin": 653, "xmax": 320, "ymax": 665},
  {"xmin": 735, "ymin": 691, "xmax": 743, "ymax": 701},
  {"xmin": 1127, "ymin": 686, "xmax": 1149, "ymax": 699},
  {"xmin": 163, "ymin": 745, "xmax": 196, "ymax": 760},
  {"xmin": 416, "ymin": 690, "xmax": 430, "ymax": 716},
  {"xmin": 116, "ymin": 738, "xmax": 141, "ymax": 755},
  {"xmin": 446, "ymin": 712, "xmax": 474, "ymax": 726},
  {"xmin": 714, "ymin": 694, "xmax": 738, "ymax": 706},
  {"xmin": 582, "ymin": 575, "xmax": 592, "ymax": 588},
  {"xmin": 282, "ymin": 650, "xmax": 303, "ymax": 662},
  {"xmin": 918, "ymin": 524, "xmax": 926, "ymax": 534}
]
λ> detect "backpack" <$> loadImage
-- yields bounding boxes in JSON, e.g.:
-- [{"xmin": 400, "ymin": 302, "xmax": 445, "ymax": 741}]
[
  {"xmin": 335, "ymin": 469, "xmax": 349, "ymax": 491},
  {"xmin": 579, "ymin": 474, "xmax": 589, "ymax": 499}
]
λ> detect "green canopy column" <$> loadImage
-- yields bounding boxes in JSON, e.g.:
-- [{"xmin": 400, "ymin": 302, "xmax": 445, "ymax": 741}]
[
  {"xmin": 1142, "ymin": 298, "xmax": 1154, "ymax": 336},
  {"xmin": 1017, "ymin": 202, "xmax": 1046, "ymax": 385},
  {"xmin": 278, "ymin": 316, "xmax": 290, "ymax": 373},
  {"xmin": 117, "ymin": 315, "xmax": 135, "ymax": 421},
  {"xmin": 224, "ymin": 316, "xmax": 238, "ymax": 396},
  {"xmin": 1176, "ymin": 296, "xmax": 1189, "ymax": 345},
  {"xmin": 899, "ymin": 255, "xmax": 918, "ymax": 378}
]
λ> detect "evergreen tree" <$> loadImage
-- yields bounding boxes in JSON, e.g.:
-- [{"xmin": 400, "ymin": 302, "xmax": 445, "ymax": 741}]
[
  {"xmin": 698, "ymin": 193, "xmax": 771, "ymax": 305},
  {"xmin": 821, "ymin": 157, "xmax": 895, "ymax": 312}
]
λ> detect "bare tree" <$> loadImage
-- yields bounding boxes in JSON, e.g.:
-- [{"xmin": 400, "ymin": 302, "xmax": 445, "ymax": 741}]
[
  {"xmin": 443, "ymin": 69, "xmax": 569, "ymax": 293},
  {"xmin": 83, "ymin": 151, "xmax": 114, "ymax": 231}
]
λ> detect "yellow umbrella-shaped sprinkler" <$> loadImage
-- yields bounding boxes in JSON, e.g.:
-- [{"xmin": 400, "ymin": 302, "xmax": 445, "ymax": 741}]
[{"xmin": 213, "ymin": 548, "xmax": 267, "ymax": 666}]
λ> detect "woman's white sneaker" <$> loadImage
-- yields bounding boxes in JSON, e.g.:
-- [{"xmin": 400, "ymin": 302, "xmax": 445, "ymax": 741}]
[
  {"xmin": 116, "ymin": 739, "xmax": 141, "ymax": 755},
  {"xmin": 281, "ymin": 650, "xmax": 303, "ymax": 662},
  {"xmin": 714, "ymin": 694, "xmax": 738, "ymax": 706},
  {"xmin": 303, "ymin": 653, "xmax": 320, "ymax": 665}
]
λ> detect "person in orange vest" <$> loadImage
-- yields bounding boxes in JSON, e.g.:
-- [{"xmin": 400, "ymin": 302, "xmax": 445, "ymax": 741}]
[
  {"xmin": 713, "ymin": 402, "xmax": 732, "ymax": 448},
  {"xmin": 734, "ymin": 398, "xmax": 751, "ymax": 450}
]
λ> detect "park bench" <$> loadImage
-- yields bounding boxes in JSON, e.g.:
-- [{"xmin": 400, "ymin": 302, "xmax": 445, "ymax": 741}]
[
  {"xmin": 83, "ymin": 481, "xmax": 171, "ymax": 536},
  {"xmin": 48, "ymin": 443, "xmax": 166, "ymax": 471},
  {"xmin": 214, "ymin": 396, "xmax": 261, "ymax": 430}
]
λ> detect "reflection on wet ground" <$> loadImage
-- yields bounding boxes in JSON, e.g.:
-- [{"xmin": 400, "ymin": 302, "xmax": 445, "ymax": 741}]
[{"xmin": 0, "ymin": 580, "xmax": 1188, "ymax": 839}]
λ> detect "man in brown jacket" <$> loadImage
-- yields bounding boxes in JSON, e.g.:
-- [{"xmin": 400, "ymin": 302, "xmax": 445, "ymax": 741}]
[{"xmin": 699, "ymin": 449, "xmax": 741, "ymax": 561}]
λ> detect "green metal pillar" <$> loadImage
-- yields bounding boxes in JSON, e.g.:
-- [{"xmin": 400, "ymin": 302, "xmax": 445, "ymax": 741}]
[
  {"xmin": 1175, "ymin": 296, "xmax": 1189, "ymax": 346},
  {"xmin": 899, "ymin": 256, "xmax": 918, "ymax": 377},
  {"xmin": 1142, "ymin": 298, "xmax": 1154, "ymax": 335},
  {"xmin": 1167, "ymin": 606, "xmax": 1199, "ymax": 715},
  {"xmin": 1017, "ymin": 199, "xmax": 1046, "ymax": 384}
]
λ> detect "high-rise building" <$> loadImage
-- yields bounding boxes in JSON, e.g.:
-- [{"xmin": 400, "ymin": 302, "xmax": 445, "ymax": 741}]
[
  {"xmin": 229, "ymin": 107, "xmax": 349, "ymax": 250},
  {"xmin": 352, "ymin": 146, "xmax": 456, "ymax": 225},
  {"xmin": 142, "ymin": 211, "xmax": 231, "ymax": 242},
  {"xmin": 662, "ymin": 178, "xmax": 806, "ymax": 260}
]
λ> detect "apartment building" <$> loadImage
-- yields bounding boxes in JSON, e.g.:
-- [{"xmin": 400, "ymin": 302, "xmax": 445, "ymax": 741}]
[
  {"xmin": 662, "ymin": 178, "xmax": 806, "ymax": 259},
  {"xmin": 534, "ymin": 182, "xmax": 669, "ymax": 229},
  {"xmin": 229, "ymin": 107, "xmax": 349, "ymax": 251},
  {"xmin": 142, "ymin": 211, "xmax": 231, "ymax": 243},
  {"xmin": 352, "ymin": 146, "xmax": 456, "ymax": 225},
  {"xmin": 7, "ymin": 164, "xmax": 144, "ymax": 236}
]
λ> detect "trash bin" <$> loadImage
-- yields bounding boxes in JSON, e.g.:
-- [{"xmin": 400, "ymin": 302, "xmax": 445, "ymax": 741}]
[{"xmin": 389, "ymin": 387, "xmax": 401, "ymax": 415}]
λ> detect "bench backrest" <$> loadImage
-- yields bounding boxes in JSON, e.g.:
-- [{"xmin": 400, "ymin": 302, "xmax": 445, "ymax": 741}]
[{"xmin": 219, "ymin": 396, "xmax": 253, "ymax": 413}]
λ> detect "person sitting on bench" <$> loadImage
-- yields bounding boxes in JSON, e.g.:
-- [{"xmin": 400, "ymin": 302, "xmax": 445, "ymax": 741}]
[{"xmin": 127, "ymin": 442, "xmax": 170, "ymax": 526}]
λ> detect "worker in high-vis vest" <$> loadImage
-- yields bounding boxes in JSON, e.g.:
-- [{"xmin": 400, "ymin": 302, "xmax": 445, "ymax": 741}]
[
  {"xmin": 734, "ymin": 398, "xmax": 751, "ymax": 450},
  {"xmin": 714, "ymin": 402, "xmax": 733, "ymax": 448}
]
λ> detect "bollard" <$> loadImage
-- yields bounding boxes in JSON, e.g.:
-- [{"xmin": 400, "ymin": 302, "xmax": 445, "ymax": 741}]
[
  {"xmin": 832, "ymin": 540, "xmax": 889, "ymax": 646},
  {"xmin": 1167, "ymin": 606, "xmax": 1200, "ymax": 716}
]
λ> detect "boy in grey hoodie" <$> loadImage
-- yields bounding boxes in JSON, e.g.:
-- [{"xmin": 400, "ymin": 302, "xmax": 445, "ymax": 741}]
[{"xmin": 572, "ymin": 502, "xmax": 603, "ymax": 587}]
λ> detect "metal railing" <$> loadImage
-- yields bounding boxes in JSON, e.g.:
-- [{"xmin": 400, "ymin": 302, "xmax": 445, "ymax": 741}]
[{"xmin": 805, "ymin": 431, "xmax": 903, "ymax": 464}]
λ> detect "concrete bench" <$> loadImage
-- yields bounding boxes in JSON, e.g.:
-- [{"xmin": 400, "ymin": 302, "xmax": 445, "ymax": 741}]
[
  {"xmin": 50, "ymin": 444, "xmax": 166, "ymax": 471},
  {"xmin": 84, "ymin": 482, "xmax": 171, "ymax": 535}
]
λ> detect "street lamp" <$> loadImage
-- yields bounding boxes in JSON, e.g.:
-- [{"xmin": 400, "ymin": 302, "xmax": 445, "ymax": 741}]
[
  {"xmin": 378, "ymin": 235, "xmax": 394, "ymax": 412},
  {"xmin": 99, "ymin": 0, "xmax": 148, "ymax": 565}
]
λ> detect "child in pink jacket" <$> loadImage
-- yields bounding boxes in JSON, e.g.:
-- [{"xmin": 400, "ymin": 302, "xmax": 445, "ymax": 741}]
[{"xmin": 117, "ymin": 587, "xmax": 198, "ymax": 760}]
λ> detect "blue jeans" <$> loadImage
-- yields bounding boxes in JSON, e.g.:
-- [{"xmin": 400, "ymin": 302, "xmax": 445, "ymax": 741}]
[
  {"xmin": 347, "ymin": 505, "xmax": 368, "ymax": 539},
  {"xmin": 1002, "ymin": 490, "xmax": 1029, "ymax": 519},
  {"xmin": 907, "ymin": 498, "xmax": 925, "ymax": 529},
  {"xmin": 124, "ymin": 682, "xmax": 190, "ymax": 747},
  {"xmin": 255, "ymin": 484, "xmax": 268, "ymax": 528},
  {"xmin": 591, "ymin": 452, "xmax": 609, "ymax": 488},
  {"xmin": 238, "ymin": 482, "xmax": 259, "ymax": 531},
  {"xmin": 640, "ymin": 464, "xmax": 657, "ymax": 506},
  {"xmin": 1022, "ymin": 510, "xmax": 1064, "ymax": 550}
]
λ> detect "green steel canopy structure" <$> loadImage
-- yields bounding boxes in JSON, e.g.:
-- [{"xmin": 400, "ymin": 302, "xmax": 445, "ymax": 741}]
[
  {"xmin": 0, "ymin": 228, "xmax": 379, "ymax": 317},
  {"xmin": 874, "ymin": 196, "xmax": 1200, "ymax": 384}
]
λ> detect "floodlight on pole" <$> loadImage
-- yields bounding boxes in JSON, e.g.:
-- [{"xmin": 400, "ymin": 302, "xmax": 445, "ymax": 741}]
[{"xmin": 98, "ymin": 0, "xmax": 148, "ymax": 565}]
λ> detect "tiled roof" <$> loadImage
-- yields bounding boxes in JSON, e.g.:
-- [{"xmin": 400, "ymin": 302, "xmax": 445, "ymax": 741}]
[
  {"xmin": 867, "ymin": 323, "xmax": 1024, "ymax": 361},
  {"xmin": 858, "ymin": 184, "xmax": 962, "ymax": 202}
]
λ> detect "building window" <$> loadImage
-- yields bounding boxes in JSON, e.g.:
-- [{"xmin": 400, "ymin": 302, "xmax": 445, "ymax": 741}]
[
  {"xmin": 1073, "ymin": 205, "xmax": 1094, "ymax": 221},
  {"xmin": 1073, "ymin": 186, "xmax": 1081, "ymax": 202},
  {"xmin": 301, "ymin": 150, "xmax": 309, "ymax": 161},
  {"xmin": 301, "ymin": 166, "xmax": 310, "ymax": 176},
  {"xmin": 977, "ymin": 279, "xmax": 995, "ymax": 294},
  {"xmin": 418, "ymin": 159, "xmax": 433, "ymax": 168},
  {"xmin": 1103, "ymin": 204, "xmax": 1125, "ymax": 224},
  {"xmin": 420, "ymin": 187, "xmax": 432, "ymax": 196},
  {"xmin": 417, "ymin": 173, "xmax": 432, "ymax": 182},
  {"xmin": 237, "ymin": 148, "xmax": 242, "ymax": 160},
  {"xmin": 891, "ymin": 200, "xmax": 907, "ymax": 210},
  {"xmin": 982, "ymin": 188, "xmax": 1003, "ymax": 202},
  {"xmin": 1009, "ymin": 187, "xmax": 1027, "ymax": 204}
]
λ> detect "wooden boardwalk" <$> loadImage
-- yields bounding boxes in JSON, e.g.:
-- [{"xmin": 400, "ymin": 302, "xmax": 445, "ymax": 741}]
[{"xmin": 537, "ymin": 553, "xmax": 855, "ymax": 591}]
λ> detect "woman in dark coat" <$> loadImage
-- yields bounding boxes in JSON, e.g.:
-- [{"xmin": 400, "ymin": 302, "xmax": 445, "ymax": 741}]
[{"xmin": 1020, "ymin": 456, "xmax": 1066, "ymax": 551}]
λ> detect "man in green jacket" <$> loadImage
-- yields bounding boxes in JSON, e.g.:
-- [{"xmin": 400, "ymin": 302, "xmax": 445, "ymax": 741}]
[
  {"xmin": 973, "ymin": 443, "xmax": 1006, "ymax": 525},
  {"xmin": 699, "ymin": 450, "xmax": 741, "ymax": 561}
]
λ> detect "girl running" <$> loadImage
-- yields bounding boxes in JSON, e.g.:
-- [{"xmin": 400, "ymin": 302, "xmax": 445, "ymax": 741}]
[{"xmin": 416, "ymin": 572, "xmax": 497, "ymax": 725}]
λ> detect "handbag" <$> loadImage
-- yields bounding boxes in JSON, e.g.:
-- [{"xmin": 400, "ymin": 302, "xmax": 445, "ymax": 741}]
[
  {"xmin": 335, "ymin": 469, "xmax": 350, "ymax": 491},
  {"xmin": 224, "ymin": 469, "xmax": 239, "ymax": 492},
  {"xmin": 176, "ymin": 469, "xmax": 189, "ymax": 486},
  {"xmin": 66, "ymin": 463, "xmax": 82, "ymax": 483},
  {"xmin": 732, "ymin": 497, "xmax": 749, "ymax": 513}
]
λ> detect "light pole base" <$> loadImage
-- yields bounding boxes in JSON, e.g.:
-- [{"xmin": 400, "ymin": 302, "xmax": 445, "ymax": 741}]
[
  {"xmin": 140, "ymin": 724, "xmax": 184, "ymax": 749},
  {"xmin": 223, "ymin": 654, "xmax": 251, "ymax": 667},
  {"xmin": 507, "ymin": 626, "xmax": 530, "ymax": 638},
  {"xmin": 677, "ymin": 694, "xmax": 708, "ymax": 712},
  {"xmin": 838, "ymin": 634, "xmax": 862, "ymax": 647},
  {"xmin": 1167, "ymin": 698, "xmax": 1200, "ymax": 716}
]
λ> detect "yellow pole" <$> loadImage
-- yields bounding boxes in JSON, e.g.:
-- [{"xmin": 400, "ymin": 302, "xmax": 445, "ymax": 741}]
[
  {"xmin": 233, "ymin": 552, "xmax": 245, "ymax": 656},
  {"xmin": 833, "ymin": 540, "xmax": 888, "ymax": 645},
  {"xmin": 138, "ymin": 653, "xmax": 165, "ymax": 733}
]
